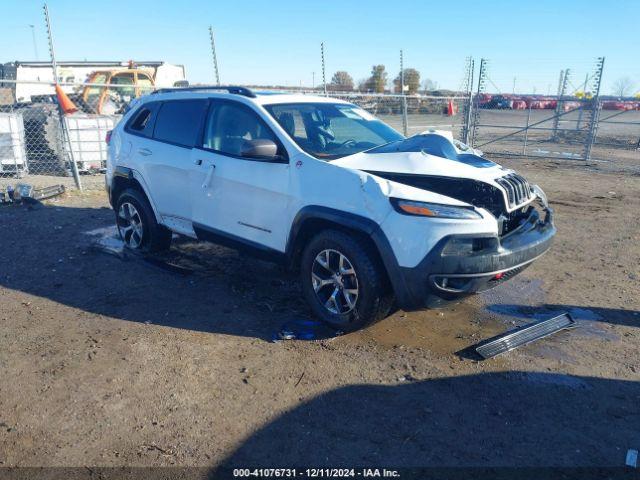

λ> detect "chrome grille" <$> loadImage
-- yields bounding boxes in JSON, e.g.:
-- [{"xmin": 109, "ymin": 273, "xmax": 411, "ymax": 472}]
[{"xmin": 496, "ymin": 173, "xmax": 533, "ymax": 209}]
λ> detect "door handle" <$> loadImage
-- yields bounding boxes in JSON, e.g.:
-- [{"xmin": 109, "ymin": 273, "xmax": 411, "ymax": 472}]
[
  {"xmin": 202, "ymin": 164, "xmax": 216, "ymax": 189},
  {"xmin": 194, "ymin": 159, "xmax": 203, "ymax": 166},
  {"xmin": 138, "ymin": 148, "xmax": 152, "ymax": 156}
]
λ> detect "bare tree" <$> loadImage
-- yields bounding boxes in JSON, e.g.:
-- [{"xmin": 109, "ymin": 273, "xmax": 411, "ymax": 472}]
[
  {"xmin": 364, "ymin": 65, "xmax": 387, "ymax": 93},
  {"xmin": 611, "ymin": 77, "xmax": 636, "ymax": 97},
  {"xmin": 328, "ymin": 71, "xmax": 354, "ymax": 91},
  {"xmin": 422, "ymin": 78, "xmax": 439, "ymax": 92},
  {"xmin": 356, "ymin": 78, "xmax": 369, "ymax": 92},
  {"xmin": 393, "ymin": 68, "xmax": 421, "ymax": 94}
]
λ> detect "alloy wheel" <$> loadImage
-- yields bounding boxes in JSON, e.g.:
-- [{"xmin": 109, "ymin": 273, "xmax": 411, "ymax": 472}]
[
  {"xmin": 311, "ymin": 249, "xmax": 359, "ymax": 314},
  {"xmin": 117, "ymin": 202, "xmax": 144, "ymax": 249}
]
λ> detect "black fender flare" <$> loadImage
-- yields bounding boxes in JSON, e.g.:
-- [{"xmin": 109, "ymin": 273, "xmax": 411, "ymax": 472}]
[
  {"xmin": 109, "ymin": 166, "xmax": 134, "ymax": 206},
  {"xmin": 285, "ymin": 205, "xmax": 413, "ymax": 308}
]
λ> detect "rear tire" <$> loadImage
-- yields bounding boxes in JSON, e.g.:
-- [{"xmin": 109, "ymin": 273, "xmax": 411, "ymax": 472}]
[
  {"xmin": 300, "ymin": 230, "xmax": 393, "ymax": 332},
  {"xmin": 115, "ymin": 188, "xmax": 171, "ymax": 253}
]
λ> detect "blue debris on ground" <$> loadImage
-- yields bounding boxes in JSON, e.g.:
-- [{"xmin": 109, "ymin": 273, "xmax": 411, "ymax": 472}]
[{"xmin": 272, "ymin": 318, "xmax": 342, "ymax": 342}]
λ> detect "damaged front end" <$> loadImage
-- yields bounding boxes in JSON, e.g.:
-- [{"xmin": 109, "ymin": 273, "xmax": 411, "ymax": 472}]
[
  {"xmin": 394, "ymin": 195, "xmax": 555, "ymax": 310},
  {"xmin": 334, "ymin": 132, "xmax": 556, "ymax": 310}
]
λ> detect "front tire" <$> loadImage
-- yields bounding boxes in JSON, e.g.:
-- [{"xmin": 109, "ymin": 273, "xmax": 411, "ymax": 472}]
[
  {"xmin": 300, "ymin": 230, "xmax": 393, "ymax": 332},
  {"xmin": 115, "ymin": 188, "xmax": 171, "ymax": 253}
]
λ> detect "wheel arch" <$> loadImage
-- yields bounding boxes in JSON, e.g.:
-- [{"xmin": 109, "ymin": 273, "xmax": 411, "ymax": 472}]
[
  {"xmin": 286, "ymin": 206, "xmax": 409, "ymax": 301},
  {"xmin": 109, "ymin": 166, "xmax": 162, "ymax": 223}
]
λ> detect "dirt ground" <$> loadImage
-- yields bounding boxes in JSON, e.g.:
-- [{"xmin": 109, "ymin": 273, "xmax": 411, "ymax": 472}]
[{"xmin": 0, "ymin": 150, "xmax": 639, "ymax": 476}]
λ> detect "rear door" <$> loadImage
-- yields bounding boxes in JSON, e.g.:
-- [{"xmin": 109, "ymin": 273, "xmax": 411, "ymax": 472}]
[
  {"xmin": 190, "ymin": 100, "xmax": 292, "ymax": 252},
  {"xmin": 137, "ymin": 98, "xmax": 208, "ymax": 234}
]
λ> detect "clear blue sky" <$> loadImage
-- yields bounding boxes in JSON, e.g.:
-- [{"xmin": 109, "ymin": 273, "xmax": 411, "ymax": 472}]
[{"xmin": 1, "ymin": 0, "xmax": 638, "ymax": 94}]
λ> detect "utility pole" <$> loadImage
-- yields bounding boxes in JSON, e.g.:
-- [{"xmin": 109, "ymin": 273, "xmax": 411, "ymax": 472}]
[
  {"xmin": 43, "ymin": 3, "xmax": 82, "ymax": 191},
  {"xmin": 312, "ymin": 72, "xmax": 315, "ymax": 90},
  {"xmin": 321, "ymin": 43, "xmax": 327, "ymax": 95},
  {"xmin": 208, "ymin": 26, "xmax": 220, "ymax": 86},
  {"xmin": 28, "ymin": 24, "xmax": 39, "ymax": 60},
  {"xmin": 512, "ymin": 77, "xmax": 516, "ymax": 94}
]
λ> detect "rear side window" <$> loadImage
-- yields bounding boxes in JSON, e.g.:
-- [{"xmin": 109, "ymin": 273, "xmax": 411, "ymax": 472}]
[{"xmin": 153, "ymin": 100, "xmax": 208, "ymax": 148}]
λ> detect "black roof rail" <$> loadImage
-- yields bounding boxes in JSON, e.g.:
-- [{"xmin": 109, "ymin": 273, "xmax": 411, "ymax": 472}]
[{"xmin": 152, "ymin": 85, "xmax": 256, "ymax": 98}]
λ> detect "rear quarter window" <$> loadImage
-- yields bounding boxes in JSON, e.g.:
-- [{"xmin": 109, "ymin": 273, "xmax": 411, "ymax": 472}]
[
  {"xmin": 153, "ymin": 99, "xmax": 209, "ymax": 148},
  {"xmin": 125, "ymin": 102, "xmax": 160, "ymax": 138}
]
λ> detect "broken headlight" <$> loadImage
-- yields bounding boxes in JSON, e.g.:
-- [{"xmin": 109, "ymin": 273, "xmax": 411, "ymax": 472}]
[
  {"xmin": 531, "ymin": 184, "xmax": 548, "ymax": 208},
  {"xmin": 391, "ymin": 199, "xmax": 482, "ymax": 220}
]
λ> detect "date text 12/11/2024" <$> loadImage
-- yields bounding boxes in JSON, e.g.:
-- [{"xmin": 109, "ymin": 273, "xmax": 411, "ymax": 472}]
[{"xmin": 232, "ymin": 468, "xmax": 401, "ymax": 478}]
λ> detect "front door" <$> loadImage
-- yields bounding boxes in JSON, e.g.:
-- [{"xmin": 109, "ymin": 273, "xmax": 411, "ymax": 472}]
[{"xmin": 190, "ymin": 100, "xmax": 292, "ymax": 252}]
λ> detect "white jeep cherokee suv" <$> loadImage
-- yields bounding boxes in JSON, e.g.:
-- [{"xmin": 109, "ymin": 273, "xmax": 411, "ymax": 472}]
[{"xmin": 106, "ymin": 86, "xmax": 555, "ymax": 331}]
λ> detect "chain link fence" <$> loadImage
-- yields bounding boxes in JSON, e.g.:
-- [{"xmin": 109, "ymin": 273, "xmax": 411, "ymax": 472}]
[
  {"xmin": 1, "ymin": 79, "xmax": 638, "ymax": 198},
  {"xmin": 467, "ymin": 95, "xmax": 640, "ymax": 172},
  {"xmin": 0, "ymin": 79, "xmax": 124, "ymax": 192},
  {"xmin": 324, "ymin": 92, "xmax": 466, "ymax": 137}
]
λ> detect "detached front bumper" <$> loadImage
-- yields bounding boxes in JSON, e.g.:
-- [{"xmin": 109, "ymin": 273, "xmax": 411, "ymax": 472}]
[{"xmin": 393, "ymin": 204, "xmax": 556, "ymax": 310}]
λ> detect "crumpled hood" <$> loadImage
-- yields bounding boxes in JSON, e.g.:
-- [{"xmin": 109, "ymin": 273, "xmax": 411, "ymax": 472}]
[
  {"xmin": 330, "ymin": 133, "xmax": 535, "ymax": 216},
  {"xmin": 332, "ymin": 149, "xmax": 509, "ymax": 183}
]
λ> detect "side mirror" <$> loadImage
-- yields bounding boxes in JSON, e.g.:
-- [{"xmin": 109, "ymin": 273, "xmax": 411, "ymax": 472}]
[{"xmin": 240, "ymin": 139, "xmax": 280, "ymax": 160}]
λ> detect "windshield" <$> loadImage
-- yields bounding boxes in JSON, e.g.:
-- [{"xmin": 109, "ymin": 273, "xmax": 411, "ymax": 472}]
[{"xmin": 265, "ymin": 103, "xmax": 404, "ymax": 160}]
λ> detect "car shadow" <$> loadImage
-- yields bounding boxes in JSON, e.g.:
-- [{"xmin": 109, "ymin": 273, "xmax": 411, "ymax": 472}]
[
  {"xmin": 213, "ymin": 372, "xmax": 640, "ymax": 475},
  {"xmin": 0, "ymin": 202, "xmax": 316, "ymax": 341},
  {"xmin": 0, "ymin": 203, "xmax": 638, "ymax": 342}
]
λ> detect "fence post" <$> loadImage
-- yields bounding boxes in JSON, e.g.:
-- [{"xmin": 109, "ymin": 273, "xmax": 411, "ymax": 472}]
[
  {"xmin": 522, "ymin": 102, "xmax": 532, "ymax": 155},
  {"xmin": 470, "ymin": 58, "xmax": 487, "ymax": 148},
  {"xmin": 43, "ymin": 3, "xmax": 82, "ymax": 191},
  {"xmin": 552, "ymin": 68, "xmax": 569, "ymax": 141},
  {"xmin": 321, "ymin": 43, "xmax": 327, "ymax": 96},
  {"xmin": 400, "ymin": 50, "xmax": 408, "ymax": 136},
  {"xmin": 460, "ymin": 57, "xmax": 474, "ymax": 144},
  {"xmin": 208, "ymin": 26, "xmax": 220, "ymax": 86},
  {"xmin": 583, "ymin": 57, "xmax": 605, "ymax": 161}
]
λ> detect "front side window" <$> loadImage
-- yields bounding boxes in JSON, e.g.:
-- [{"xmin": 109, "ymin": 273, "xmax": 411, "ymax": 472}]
[
  {"xmin": 153, "ymin": 99, "xmax": 208, "ymax": 147},
  {"xmin": 265, "ymin": 103, "xmax": 403, "ymax": 160},
  {"xmin": 202, "ymin": 101, "xmax": 283, "ymax": 158}
]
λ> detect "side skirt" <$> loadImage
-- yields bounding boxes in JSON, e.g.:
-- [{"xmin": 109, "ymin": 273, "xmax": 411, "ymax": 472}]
[{"xmin": 193, "ymin": 222, "xmax": 288, "ymax": 265}]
